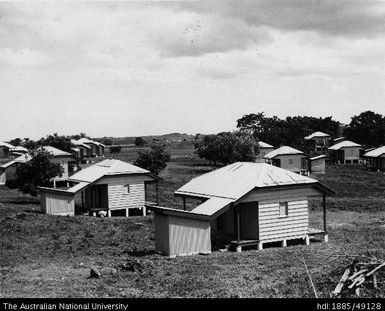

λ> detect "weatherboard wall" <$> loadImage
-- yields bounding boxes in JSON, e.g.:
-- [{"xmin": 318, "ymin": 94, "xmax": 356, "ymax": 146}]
[
  {"xmin": 40, "ymin": 192, "xmax": 75, "ymax": 216},
  {"xmin": 95, "ymin": 175, "xmax": 153, "ymax": 210},
  {"xmin": 154, "ymin": 213, "xmax": 211, "ymax": 257}
]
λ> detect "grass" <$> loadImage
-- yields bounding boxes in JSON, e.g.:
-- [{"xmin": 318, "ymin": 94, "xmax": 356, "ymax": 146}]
[{"xmin": 0, "ymin": 144, "xmax": 385, "ymax": 298}]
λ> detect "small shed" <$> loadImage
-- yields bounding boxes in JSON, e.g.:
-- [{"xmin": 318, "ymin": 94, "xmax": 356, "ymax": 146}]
[
  {"xmin": 153, "ymin": 162, "xmax": 334, "ymax": 257},
  {"xmin": 38, "ymin": 159, "xmax": 160, "ymax": 216},
  {"xmin": 363, "ymin": 146, "xmax": 385, "ymax": 171},
  {"xmin": 309, "ymin": 155, "xmax": 326, "ymax": 174},
  {"xmin": 263, "ymin": 146, "xmax": 308, "ymax": 173},
  {"xmin": 328, "ymin": 140, "xmax": 362, "ymax": 164},
  {"xmin": 256, "ymin": 141, "xmax": 275, "ymax": 159},
  {"xmin": 304, "ymin": 131, "xmax": 331, "ymax": 154}
]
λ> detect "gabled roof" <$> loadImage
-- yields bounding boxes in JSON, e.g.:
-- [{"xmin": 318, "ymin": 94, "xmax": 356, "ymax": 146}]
[
  {"xmin": 41, "ymin": 146, "xmax": 73, "ymax": 157},
  {"xmin": 10, "ymin": 146, "xmax": 28, "ymax": 153},
  {"xmin": 67, "ymin": 159, "xmax": 155, "ymax": 183},
  {"xmin": 1, "ymin": 153, "xmax": 32, "ymax": 168},
  {"xmin": 304, "ymin": 131, "xmax": 330, "ymax": 140},
  {"xmin": 0, "ymin": 141, "xmax": 15, "ymax": 149},
  {"xmin": 71, "ymin": 139, "xmax": 91, "ymax": 149},
  {"xmin": 76, "ymin": 138, "xmax": 105, "ymax": 147},
  {"xmin": 329, "ymin": 140, "xmax": 362, "ymax": 150},
  {"xmin": 263, "ymin": 146, "xmax": 304, "ymax": 159},
  {"xmin": 175, "ymin": 162, "xmax": 330, "ymax": 201},
  {"xmin": 259, "ymin": 141, "xmax": 274, "ymax": 148},
  {"xmin": 363, "ymin": 146, "xmax": 385, "ymax": 158}
]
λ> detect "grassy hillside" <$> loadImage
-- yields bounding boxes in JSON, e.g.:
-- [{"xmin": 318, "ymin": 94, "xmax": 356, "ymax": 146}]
[{"xmin": 0, "ymin": 144, "xmax": 384, "ymax": 298}]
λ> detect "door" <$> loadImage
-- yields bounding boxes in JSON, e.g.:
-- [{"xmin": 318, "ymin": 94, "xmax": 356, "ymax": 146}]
[{"xmin": 240, "ymin": 202, "xmax": 259, "ymax": 240}]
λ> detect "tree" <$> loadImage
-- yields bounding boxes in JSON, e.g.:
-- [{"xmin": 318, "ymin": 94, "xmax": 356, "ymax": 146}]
[
  {"xmin": 134, "ymin": 142, "xmax": 171, "ymax": 174},
  {"xmin": 100, "ymin": 138, "xmax": 113, "ymax": 146},
  {"xmin": 135, "ymin": 137, "xmax": 147, "ymax": 147},
  {"xmin": 110, "ymin": 145, "xmax": 122, "ymax": 156},
  {"xmin": 195, "ymin": 131, "xmax": 259, "ymax": 165},
  {"xmin": 70, "ymin": 133, "xmax": 89, "ymax": 140},
  {"xmin": 22, "ymin": 138, "xmax": 39, "ymax": 150},
  {"xmin": 15, "ymin": 150, "xmax": 63, "ymax": 196},
  {"xmin": 39, "ymin": 133, "xmax": 74, "ymax": 153},
  {"xmin": 344, "ymin": 111, "xmax": 385, "ymax": 148},
  {"xmin": 8, "ymin": 138, "xmax": 22, "ymax": 146}
]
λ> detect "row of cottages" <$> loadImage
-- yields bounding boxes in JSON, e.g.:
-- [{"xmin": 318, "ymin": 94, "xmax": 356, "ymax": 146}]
[
  {"xmin": 152, "ymin": 162, "xmax": 334, "ymax": 257},
  {"xmin": 363, "ymin": 146, "xmax": 385, "ymax": 171},
  {"xmin": 263, "ymin": 146, "xmax": 326, "ymax": 174},
  {"xmin": 38, "ymin": 159, "xmax": 160, "ymax": 217},
  {"xmin": 72, "ymin": 138, "xmax": 105, "ymax": 160}
]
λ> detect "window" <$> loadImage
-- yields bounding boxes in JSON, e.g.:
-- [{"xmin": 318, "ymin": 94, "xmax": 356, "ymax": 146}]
[
  {"xmin": 279, "ymin": 202, "xmax": 288, "ymax": 217},
  {"xmin": 123, "ymin": 184, "xmax": 130, "ymax": 194},
  {"xmin": 289, "ymin": 159, "xmax": 293, "ymax": 165}
]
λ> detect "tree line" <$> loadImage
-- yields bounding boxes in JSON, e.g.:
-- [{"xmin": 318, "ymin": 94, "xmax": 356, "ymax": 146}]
[{"xmin": 195, "ymin": 110, "xmax": 385, "ymax": 165}]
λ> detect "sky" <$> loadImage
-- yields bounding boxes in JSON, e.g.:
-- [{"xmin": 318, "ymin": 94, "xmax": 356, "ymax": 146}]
[{"xmin": 0, "ymin": 0, "xmax": 385, "ymax": 141}]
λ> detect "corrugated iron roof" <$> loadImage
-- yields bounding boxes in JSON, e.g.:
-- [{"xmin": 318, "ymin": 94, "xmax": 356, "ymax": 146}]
[
  {"xmin": 67, "ymin": 159, "xmax": 150, "ymax": 183},
  {"xmin": 175, "ymin": 162, "xmax": 319, "ymax": 200},
  {"xmin": 190, "ymin": 197, "xmax": 233, "ymax": 216},
  {"xmin": 263, "ymin": 146, "xmax": 304, "ymax": 159},
  {"xmin": 10, "ymin": 146, "xmax": 28, "ymax": 153},
  {"xmin": 0, "ymin": 153, "xmax": 32, "ymax": 168},
  {"xmin": 329, "ymin": 140, "xmax": 362, "ymax": 150},
  {"xmin": 76, "ymin": 138, "xmax": 105, "ymax": 147},
  {"xmin": 364, "ymin": 146, "xmax": 385, "ymax": 158},
  {"xmin": 310, "ymin": 155, "xmax": 326, "ymax": 160},
  {"xmin": 259, "ymin": 141, "xmax": 274, "ymax": 148},
  {"xmin": 0, "ymin": 141, "xmax": 15, "ymax": 149},
  {"xmin": 304, "ymin": 131, "xmax": 330, "ymax": 140},
  {"xmin": 41, "ymin": 146, "xmax": 73, "ymax": 157},
  {"xmin": 71, "ymin": 139, "xmax": 92, "ymax": 149}
]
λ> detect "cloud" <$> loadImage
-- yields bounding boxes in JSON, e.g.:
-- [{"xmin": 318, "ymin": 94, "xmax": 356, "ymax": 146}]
[
  {"xmin": 0, "ymin": 48, "xmax": 51, "ymax": 67},
  {"xmin": 172, "ymin": 0, "xmax": 385, "ymax": 39}
]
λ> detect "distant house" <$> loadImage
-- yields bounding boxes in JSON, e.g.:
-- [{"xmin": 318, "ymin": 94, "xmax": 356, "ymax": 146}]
[
  {"xmin": 10, "ymin": 146, "xmax": 29, "ymax": 156},
  {"xmin": 256, "ymin": 141, "xmax": 275, "ymax": 159},
  {"xmin": 38, "ymin": 159, "xmax": 160, "ymax": 216},
  {"xmin": 152, "ymin": 162, "xmax": 333, "ymax": 257},
  {"xmin": 328, "ymin": 140, "xmax": 362, "ymax": 164},
  {"xmin": 0, "ymin": 153, "xmax": 32, "ymax": 185},
  {"xmin": 304, "ymin": 131, "xmax": 331, "ymax": 154},
  {"xmin": 40, "ymin": 146, "xmax": 77, "ymax": 182},
  {"xmin": 363, "ymin": 146, "xmax": 385, "ymax": 171},
  {"xmin": 76, "ymin": 138, "xmax": 105, "ymax": 157},
  {"xmin": 264, "ymin": 146, "xmax": 308, "ymax": 174},
  {"xmin": 71, "ymin": 139, "xmax": 92, "ymax": 161},
  {"xmin": 0, "ymin": 142, "xmax": 15, "ymax": 158}
]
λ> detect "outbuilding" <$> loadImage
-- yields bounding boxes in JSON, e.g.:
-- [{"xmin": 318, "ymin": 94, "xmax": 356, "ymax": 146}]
[
  {"xmin": 363, "ymin": 146, "xmax": 385, "ymax": 171},
  {"xmin": 309, "ymin": 155, "xmax": 326, "ymax": 174},
  {"xmin": 0, "ymin": 153, "xmax": 32, "ymax": 185},
  {"xmin": 328, "ymin": 140, "xmax": 362, "ymax": 164},
  {"xmin": 0, "ymin": 142, "xmax": 15, "ymax": 158},
  {"xmin": 76, "ymin": 138, "xmax": 105, "ymax": 157},
  {"xmin": 263, "ymin": 146, "xmax": 308, "ymax": 174},
  {"xmin": 152, "ymin": 162, "xmax": 333, "ymax": 257},
  {"xmin": 38, "ymin": 159, "xmax": 160, "ymax": 216}
]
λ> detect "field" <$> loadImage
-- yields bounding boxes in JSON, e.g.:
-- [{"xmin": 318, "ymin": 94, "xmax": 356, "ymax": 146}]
[{"xmin": 1, "ymin": 142, "xmax": 385, "ymax": 298}]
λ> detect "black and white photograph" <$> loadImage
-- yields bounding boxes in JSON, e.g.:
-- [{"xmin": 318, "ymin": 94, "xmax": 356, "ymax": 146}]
[{"xmin": 1, "ymin": 0, "xmax": 385, "ymax": 304}]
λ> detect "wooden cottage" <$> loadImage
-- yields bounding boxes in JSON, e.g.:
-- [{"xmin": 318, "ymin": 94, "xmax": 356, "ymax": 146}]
[
  {"xmin": 304, "ymin": 131, "xmax": 331, "ymax": 155},
  {"xmin": 363, "ymin": 146, "xmax": 385, "ymax": 171},
  {"xmin": 256, "ymin": 141, "xmax": 275, "ymax": 159},
  {"xmin": 263, "ymin": 146, "xmax": 308, "ymax": 174},
  {"xmin": 0, "ymin": 142, "xmax": 15, "ymax": 158},
  {"xmin": 152, "ymin": 162, "xmax": 333, "ymax": 257},
  {"xmin": 38, "ymin": 159, "xmax": 160, "ymax": 216},
  {"xmin": 328, "ymin": 140, "xmax": 362, "ymax": 164},
  {"xmin": 0, "ymin": 153, "xmax": 32, "ymax": 185},
  {"xmin": 41, "ymin": 146, "xmax": 77, "ymax": 185}
]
